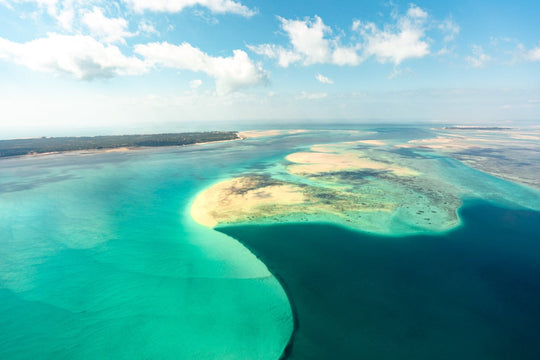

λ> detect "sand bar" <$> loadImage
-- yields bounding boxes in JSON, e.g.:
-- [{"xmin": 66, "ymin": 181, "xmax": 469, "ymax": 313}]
[
  {"xmin": 191, "ymin": 176, "xmax": 305, "ymax": 227},
  {"xmin": 238, "ymin": 130, "xmax": 307, "ymax": 139},
  {"xmin": 286, "ymin": 151, "xmax": 418, "ymax": 176}
]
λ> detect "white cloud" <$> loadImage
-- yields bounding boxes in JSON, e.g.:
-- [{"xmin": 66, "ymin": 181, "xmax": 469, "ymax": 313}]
[
  {"xmin": 388, "ymin": 67, "xmax": 401, "ymax": 79},
  {"xmin": 331, "ymin": 46, "xmax": 361, "ymax": 66},
  {"xmin": 250, "ymin": 15, "xmax": 360, "ymax": 67},
  {"xmin": 192, "ymin": 9, "xmax": 219, "ymax": 25},
  {"xmin": 465, "ymin": 45, "xmax": 490, "ymax": 67},
  {"xmin": 438, "ymin": 18, "xmax": 460, "ymax": 42},
  {"xmin": 355, "ymin": 4, "xmax": 430, "ymax": 65},
  {"xmin": 123, "ymin": 0, "xmax": 256, "ymax": 17},
  {"xmin": 2, "ymin": 0, "xmax": 82, "ymax": 30},
  {"xmin": 406, "ymin": 5, "xmax": 427, "ymax": 19},
  {"xmin": 134, "ymin": 42, "xmax": 267, "ymax": 94},
  {"xmin": 435, "ymin": 46, "xmax": 449, "ymax": 56},
  {"xmin": 253, "ymin": 6, "xmax": 432, "ymax": 68},
  {"xmin": 296, "ymin": 91, "xmax": 327, "ymax": 100},
  {"xmin": 524, "ymin": 46, "xmax": 540, "ymax": 61},
  {"xmin": 1, "ymin": 0, "xmax": 58, "ymax": 14},
  {"xmin": 515, "ymin": 43, "xmax": 540, "ymax": 62},
  {"xmin": 82, "ymin": 7, "xmax": 133, "ymax": 44},
  {"xmin": 247, "ymin": 44, "xmax": 302, "ymax": 67},
  {"xmin": 315, "ymin": 73, "xmax": 333, "ymax": 84},
  {"xmin": 138, "ymin": 19, "xmax": 159, "ymax": 36},
  {"xmin": 56, "ymin": 4, "xmax": 74, "ymax": 30},
  {"xmin": 190, "ymin": 79, "xmax": 202, "ymax": 89},
  {"xmin": 0, "ymin": 33, "xmax": 147, "ymax": 79},
  {"xmin": 280, "ymin": 16, "xmax": 331, "ymax": 65}
]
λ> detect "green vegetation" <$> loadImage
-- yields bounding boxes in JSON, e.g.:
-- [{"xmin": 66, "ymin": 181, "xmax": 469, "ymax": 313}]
[{"xmin": 0, "ymin": 131, "xmax": 239, "ymax": 158}]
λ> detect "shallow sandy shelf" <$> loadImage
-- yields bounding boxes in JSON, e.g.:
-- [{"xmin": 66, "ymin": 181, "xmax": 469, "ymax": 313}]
[
  {"xmin": 286, "ymin": 150, "xmax": 418, "ymax": 177},
  {"xmin": 398, "ymin": 128, "xmax": 540, "ymax": 188},
  {"xmin": 191, "ymin": 140, "xmax": 463, "ymax": 234},
  {"xmin": 238, "ymin": 129, "xmax": 307, "ymax": 139}
]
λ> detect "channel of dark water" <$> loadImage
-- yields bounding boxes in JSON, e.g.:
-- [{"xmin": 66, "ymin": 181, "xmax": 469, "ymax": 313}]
[{"xmin": 218, "ymin": 200, "xmax": 540, "ymax": 359}]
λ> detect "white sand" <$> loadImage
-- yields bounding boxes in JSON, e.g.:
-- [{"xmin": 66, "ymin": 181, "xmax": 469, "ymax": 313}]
[
  {"xmin": 238, "ymin": 129, "xmax": 307, "ymax": 139},
  {"xmin": 286, "ymin": 151, "xmax": 418, "ymax": 176},
  {"xmin": 191, "ymin": 177, "xmax": 305, "ymax": 227}
]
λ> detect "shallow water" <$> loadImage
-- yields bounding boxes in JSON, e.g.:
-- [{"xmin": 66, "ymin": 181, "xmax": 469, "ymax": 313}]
[{"xmin": 0, "ymin": 143, "xmax": 296, "ymax": 359}]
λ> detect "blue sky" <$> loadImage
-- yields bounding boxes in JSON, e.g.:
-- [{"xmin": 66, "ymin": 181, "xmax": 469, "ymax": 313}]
[{"xmin": 0, "ymin": 0, "xmax": 539, "ymax": 137}]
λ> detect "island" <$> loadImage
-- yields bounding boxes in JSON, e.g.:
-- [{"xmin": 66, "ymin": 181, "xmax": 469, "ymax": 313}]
[{"xmin": 0, "ymin": 131, "xmax": 240, "ymax": 158}]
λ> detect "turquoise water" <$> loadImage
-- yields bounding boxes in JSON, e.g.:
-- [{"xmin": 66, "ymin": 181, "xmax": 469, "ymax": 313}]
[
  {"xmin": 0, "ymin": 127, "xmax": 539, "ymax": 359},
  {"xmin": 0, "ymin": 143, "xmax": 299, "ymax": 359}
]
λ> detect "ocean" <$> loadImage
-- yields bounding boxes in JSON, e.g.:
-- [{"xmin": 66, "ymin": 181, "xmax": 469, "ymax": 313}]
[{"xmin": 0, "ymin": 126, "xmax": 538, "ymax": 359}]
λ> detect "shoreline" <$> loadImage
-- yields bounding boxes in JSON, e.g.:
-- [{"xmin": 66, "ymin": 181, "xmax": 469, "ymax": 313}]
[
  {"xmin": 0, "ymin": 134, "xmax": 244, "ymax": 161},
  {"xmin": 220, "ymin": 226, "xmax": 299, "ymax": 360}
]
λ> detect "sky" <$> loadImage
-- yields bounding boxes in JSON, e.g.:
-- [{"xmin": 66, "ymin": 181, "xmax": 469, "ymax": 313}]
[{"xmin": 0, "ymin": 0, "xmax": 539, "ymax": 138}]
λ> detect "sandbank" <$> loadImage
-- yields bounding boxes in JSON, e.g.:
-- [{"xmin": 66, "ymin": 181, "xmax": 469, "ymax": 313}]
[
  {"xmin": 354, "ymin": 140, "xmax": 386, "ymax": 146},
  {"xmin": 286, "ymin": 151, "xmax": 418, "ymax": 176},
  {"xmin": 238, "ymin": 129, "xmax": 307, "ymax": 139},
  {"xmin": 103, "ymin": 147, "xmax": 131, "ymax": 153},
  {"xmin": 510, "ymin": 134, "xmax": 540, "ymax": 141},
  {"xmin": 191, "ymin": 176, "xmax": 305, "ymax": 227}
]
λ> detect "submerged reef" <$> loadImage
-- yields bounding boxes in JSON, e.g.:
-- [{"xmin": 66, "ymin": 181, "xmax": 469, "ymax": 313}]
[
  {"xmin": 398, "ymin": 127, "xmax": 540, "ymax": 188},
  {"xmin": 192, "ymin": 138, "xmax": 466, "ymax": 235}
]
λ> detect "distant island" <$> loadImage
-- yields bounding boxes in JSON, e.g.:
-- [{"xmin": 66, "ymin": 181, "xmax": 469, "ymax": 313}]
[
  {"xmin": 0, "ymin": 131, "xmax": 240, "ymax": 158},
  {"xmin": 442, "ymin": 126, "xmax": 512, "ymax": 130}
]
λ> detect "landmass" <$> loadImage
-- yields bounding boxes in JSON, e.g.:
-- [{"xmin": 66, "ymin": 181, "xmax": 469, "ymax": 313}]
[{"xmin": 0, "ymin": 131, "xmax": 240, "ymax": 158}]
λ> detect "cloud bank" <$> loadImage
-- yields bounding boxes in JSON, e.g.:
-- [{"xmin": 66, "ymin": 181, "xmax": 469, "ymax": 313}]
[
  {"xmin": 315, "ymin": 73, "xmax": 333, "ymax": 84},
  {"xmin": 354, "ymin": 5, "xmax": 430, "ymax": 65},
  {"xmin": 250, "ymin": 5, "xmax": 432, "ymax": 68},
  {"xmin": 465, "ymin": 45, "xmax": 490, "ymax": 68},
  {"xmin": 249, "ymin": 15, "xmax": 361, "ymax": 67},
  {"xmin": 134, "ymin": 42, "xmax": 266, "ymax": 94},
  {"xmin": 0, "ymin": 33, "xmax": 146, "ymax": 80},
  {"xmin": 123, "ymin": 0, "xmax": 256, "ymax": 17}
]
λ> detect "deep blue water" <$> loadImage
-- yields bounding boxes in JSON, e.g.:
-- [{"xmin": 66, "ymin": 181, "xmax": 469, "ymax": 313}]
[{"xmin": 220, "ymin": 200, "xmax": 540, "ymax": 359}]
